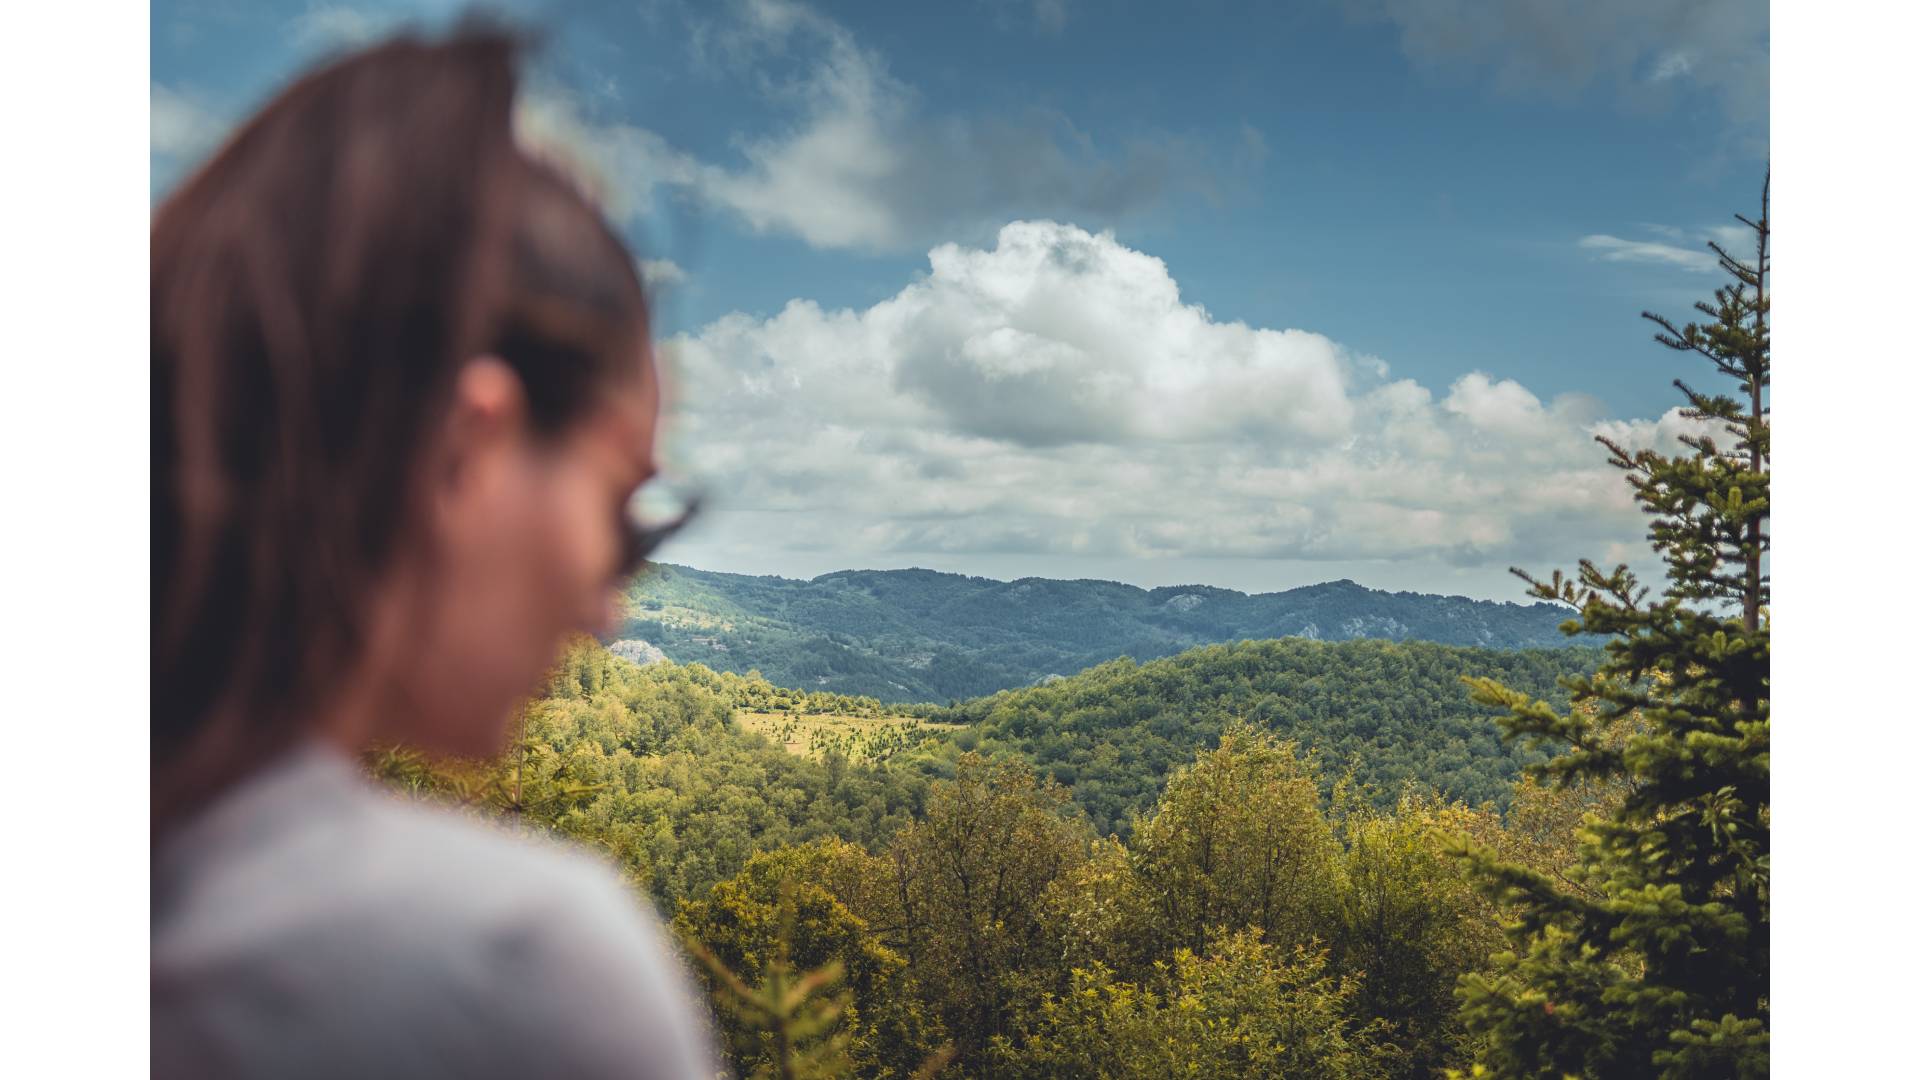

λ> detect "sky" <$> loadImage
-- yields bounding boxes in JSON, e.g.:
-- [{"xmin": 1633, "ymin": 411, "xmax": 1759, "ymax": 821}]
[{"xmin": 152, "ymin": 0, "xmax": 1770, "ymax": 601}]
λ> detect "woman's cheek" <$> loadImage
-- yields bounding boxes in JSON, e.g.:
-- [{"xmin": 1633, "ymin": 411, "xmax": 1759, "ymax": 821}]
[
  {"xmin": 556, "ymin": 471, "xmax": 621, "ymax": 628},
  {"xmin": 592, "ymin": 588, "xmax": 624, "ymax": 637}
]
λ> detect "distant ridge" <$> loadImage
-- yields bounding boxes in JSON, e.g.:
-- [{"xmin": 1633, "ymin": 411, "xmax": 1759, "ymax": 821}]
[{"xmin": 617, "ymin": 563, "xmax": 1581, "ymax": 703}]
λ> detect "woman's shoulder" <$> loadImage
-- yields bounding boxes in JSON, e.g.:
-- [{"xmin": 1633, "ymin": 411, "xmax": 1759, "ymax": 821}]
[
  {"xmin": 154, "ymin": 741, "xmax": 666, "ymax": 982},
  {"xmin": 157, "ymin": 744, "xmax": 626, "ymax": 940},
  {"xmin": 153, "ymin": 745, "xmax": 719, "ymax": 1079}
]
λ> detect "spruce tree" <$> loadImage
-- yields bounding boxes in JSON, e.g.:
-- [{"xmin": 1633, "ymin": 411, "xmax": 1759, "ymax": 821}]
[{"xmin": 1451, "ymin": 177, "xmax": 1769, "ymax": 1079}]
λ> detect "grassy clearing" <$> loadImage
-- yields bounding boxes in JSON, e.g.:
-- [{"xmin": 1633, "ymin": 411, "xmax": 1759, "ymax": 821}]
[{"xmin": 735, "ymin": 711, "xmax": 961, "ymax": 764}]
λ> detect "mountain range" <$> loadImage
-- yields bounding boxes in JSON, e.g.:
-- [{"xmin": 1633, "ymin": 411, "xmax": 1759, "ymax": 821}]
[{"xmin": 612, "ymin": 564, "xmax": 1583, "ymax": 703}]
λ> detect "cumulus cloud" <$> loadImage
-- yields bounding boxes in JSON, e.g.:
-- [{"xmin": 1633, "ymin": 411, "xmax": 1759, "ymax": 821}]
[
  {"xmin": 1339, "ymin": 0, "xmax": 1768, "ymax": 134},
  {"xmin": 520, "ymin": 0, "xmax": 1209, "ymax": 251},
  {"xmin": 659, "ymin": 220, "xmax": 1714, "ymax": 578},
  {"xmin": 678, "ymin": 222, "xmax": 1361, "ymax": 449}
]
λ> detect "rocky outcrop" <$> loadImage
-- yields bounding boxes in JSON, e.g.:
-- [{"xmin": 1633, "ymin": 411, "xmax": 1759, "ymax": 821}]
[{"xmin": 607, "ymin": 638, "xmax": 669, "ymax": 666}]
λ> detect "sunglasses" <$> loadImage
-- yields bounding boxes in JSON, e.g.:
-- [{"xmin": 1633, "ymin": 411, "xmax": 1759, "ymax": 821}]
[{"xmin": 616, "ymin": 483, "xmax": 703, "ymax": 581}]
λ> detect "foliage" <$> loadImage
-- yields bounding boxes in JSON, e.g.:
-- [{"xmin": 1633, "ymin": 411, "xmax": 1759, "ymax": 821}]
[
  {"xmin": 1129, "ymin": 727, "xmax": 1343, "ymax": 958},
  {"xmin": 1038, "ymin": 836, "xmax": 1159, "ymax": 981},
  {"xmin": 673, "ymin": 756, "xmax": 1102, "ymax": 1077},
  {"xmin": 988, "ymin": 931, "xmax": 1394, "ymax": 1079},
  {"xmin": 684, "ymin": 886, "xmax": 859, "ymax": 1080},
  {"xmin": 369, "ymin": 641, "xmax": 944, "ymax": 905},
  {"xmin": 676, "ymin": 849, "xmax": 948, "ymax": 1080},
  {"xmin": 881, "ymin": 755, "xmax": 1093, "ymax": 1062},
  {"xmin": 928, "ymin": 638, "xmax": 1600, "ymax": 833},
  {"xmin": 1479, "ymin": 722, "xmax": 1633, "ymax": 907},
  {"xmin": 1329, "ymin": 790, "xmax": 1506, "ymax": 1078},
  {"xmin": 666, "ymin": 736, "xmax": 1583, "ymax": 1079},
  {"xmin": 736, "ymin": 711, "xmax": 954, "ymax": 766},
  {"xmin": 1450, "ymin": 180, "xmax": 1770, "ymax": 1078}
]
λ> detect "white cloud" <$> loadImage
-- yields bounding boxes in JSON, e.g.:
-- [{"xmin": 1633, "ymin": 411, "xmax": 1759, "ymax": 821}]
[
  {"xmin": 641, "ymin": 258, "xmax": 688, "ymax": 287},
  {"xmin": 695, "ymin": 6, "xmax": 906, "ymax": 249},
  {"xmin": 1591, "ymin": 407, "xmax": 1732, "ymax": 458},
  {"xmin": 1442, "ymin": 372, "xmax": 1562, "ymax": 441},
  {"xmin": 512, "ymin": 82, "xmax": 704, "ymax": 225},
  {"xmin": 658, "ymin": 221, "xmax": 1702, "ymax": 580},
  {"xmin": 152, "ymin": 82, "xmax": 229, "ymax": 198},
  {"xmin": 151, "ymin": 82, "xmax": 223, "ymax": 161},
  {"xmin": 672, "ymin": 221, "xmax": 1359, "ymax": 450}
]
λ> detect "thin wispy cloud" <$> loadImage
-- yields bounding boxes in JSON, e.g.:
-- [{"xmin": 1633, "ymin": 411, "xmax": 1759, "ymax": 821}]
[
  {"xmin": 237, "ymin": 1, "xmax": 1198, "ymax": 254},
  {"xmin": 1579, "ymin": 221, "xmax": 1765, "ymax": 273},
  {"xmin": 1577, "ymin": 234, "xmax": 1720, "ymax": 272},
  {"xmin": 980, "ymin": 0, "xmax": 1071, "ymax": 35},
  {"xmin": 520, "ymin": 0, "xmax": 1221, "ymax": 252}
]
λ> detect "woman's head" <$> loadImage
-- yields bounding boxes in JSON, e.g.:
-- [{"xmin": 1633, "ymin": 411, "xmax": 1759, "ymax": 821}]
[{"xmin": 154, "ymin": 28, "xmax": 664, "ymax": 822}]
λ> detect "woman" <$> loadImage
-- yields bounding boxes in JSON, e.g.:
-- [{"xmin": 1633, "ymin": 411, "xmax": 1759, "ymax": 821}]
[{"xmin": 152, "ymin": 28, "xmax": 718, "ymax": 1079}]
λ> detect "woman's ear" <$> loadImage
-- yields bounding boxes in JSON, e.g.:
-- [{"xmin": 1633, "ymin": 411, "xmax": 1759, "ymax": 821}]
[{"xmin": 434, "ymin": 356, "xmax": 531, "ymax": 495}]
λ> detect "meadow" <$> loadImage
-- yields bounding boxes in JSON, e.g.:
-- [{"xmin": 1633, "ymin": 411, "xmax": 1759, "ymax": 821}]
[{"xmin": 735, "ymin": 710, "xmax": 961, "ymax": 764}]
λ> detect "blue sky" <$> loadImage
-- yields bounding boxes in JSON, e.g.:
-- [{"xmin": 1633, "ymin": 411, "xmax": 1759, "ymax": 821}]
[{"xmin": 153, "ymin": 0, "xmax": 1769, "ymax": 601}]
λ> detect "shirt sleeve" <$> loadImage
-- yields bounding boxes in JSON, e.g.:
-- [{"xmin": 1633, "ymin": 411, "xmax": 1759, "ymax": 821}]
[{"xmin": 469, "ymin": 860, "xmax": 725, "ymax": 1080}]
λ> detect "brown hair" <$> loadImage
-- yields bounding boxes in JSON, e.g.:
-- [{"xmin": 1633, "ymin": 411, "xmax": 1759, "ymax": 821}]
[{"xmin": 152, "ymin": 27, "xmax": 649, "ymax": 830}]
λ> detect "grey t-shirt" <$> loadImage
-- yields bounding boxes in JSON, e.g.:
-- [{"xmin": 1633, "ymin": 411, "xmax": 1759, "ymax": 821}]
[{"xmin": 152, "ymin": 742, "xmax": 721, "ymax": 1079}]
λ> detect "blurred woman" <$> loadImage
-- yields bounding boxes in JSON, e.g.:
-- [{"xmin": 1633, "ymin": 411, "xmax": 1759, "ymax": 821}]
[{"xmin": 151, "ymin": 27, "xmax": 716, "ymax": 1079}]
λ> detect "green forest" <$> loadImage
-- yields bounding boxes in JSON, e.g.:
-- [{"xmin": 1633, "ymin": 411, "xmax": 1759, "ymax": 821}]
[
  {"xmin": 370, "ymin": 633, "xmax": 1597, "ymax": 909},
  {"xmin": 370, "ymin": 191, "xmax": 1769, "ymax": 1077},
  {"xmin": 921, "ymin": 639, "xmax": 1601, "ymax": 833}
]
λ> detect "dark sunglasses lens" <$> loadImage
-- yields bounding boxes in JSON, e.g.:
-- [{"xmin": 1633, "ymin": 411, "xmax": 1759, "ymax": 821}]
[{"xmin": 619, "ymin": 495, "xmax": 702, "ymax": 578}]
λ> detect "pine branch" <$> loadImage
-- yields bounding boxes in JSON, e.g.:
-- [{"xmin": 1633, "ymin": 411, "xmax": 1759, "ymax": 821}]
[{"xmin": 1707, "ymin": 241, "xmax": 1759, "ymax": 285}]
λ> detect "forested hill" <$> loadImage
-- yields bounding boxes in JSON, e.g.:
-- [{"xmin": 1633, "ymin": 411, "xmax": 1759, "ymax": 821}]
[
  {"xmin": 920, "ymin": 637, "xmax": 1601, "ymax": 834},
  {"xmin": 391, "ymin": 635, "xmax": 1601, "ymax": 903},
  {"xmin": 616, "ymin": 562, "xmax": 1579, "ymax": 702}
]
